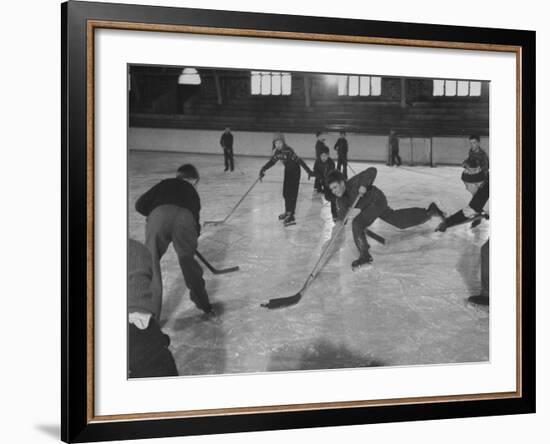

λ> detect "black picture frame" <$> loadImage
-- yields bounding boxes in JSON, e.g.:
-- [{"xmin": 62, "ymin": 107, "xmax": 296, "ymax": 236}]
[{"xmin": 62, "ymin": 1, "xmax": 536, "ymax": 442}]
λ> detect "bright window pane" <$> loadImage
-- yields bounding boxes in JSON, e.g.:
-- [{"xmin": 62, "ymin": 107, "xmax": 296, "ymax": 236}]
[
  {"xmin": 348, "ymin": 76, "xmax": 359, "ymax": 96},
  {"xmin": 457, "ymin": 80, "xmax": 469, "ymax": 96},
  {"xmin": 281, "ymin": 73, "xmax": 291, "ymax": 95},
  {"xmin": 445, "ymin": 80, "xmax": 457, "ymax": 96},
  {"xmin": 359, "ymin": 76, "xmax": 370, "ymax": 96},
  {"xmin": 469, "ymin": 81, "xmax": 482, "ymax": 96},
  {"xmin": 251, "ymin": 72, "xmax": 261, "ymax": 95},
  {"xmin": 271, "ymin": 73, "xmax": 281, "ymax": 95},
  {"xmin": 371, "ymin": 76, "xmax": 382, "ymax": 96},
  {"xmin": 261, "ymin": 73, "xmax": 271, "ymax": 95},
  {"xmin": 433, "ymin": 79, "xmax": 444, "ymax": 96},
  {"xmin": 337, "ymin": 75, "xmax": 347, "ymax": 96}
]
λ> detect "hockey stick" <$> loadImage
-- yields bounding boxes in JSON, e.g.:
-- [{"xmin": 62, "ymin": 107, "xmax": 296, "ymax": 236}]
[
  {"xmin": 204, "ymin": 177, "xmax": 260, "ymax": 226},
  {"xmin": 347, "ymin": 163, "xmax": 357, "ymax": 176},
  {"xmin": 195, "ymin": 250, "xmax": 240, "ymax": 275},
  {"xmin": 366, "ymin": 229, "xmax": 386, "ymax": 245},
  {"xmin": 261, "ymin": 194, "xmax": 362, "ymax": 309},
  {"xmin": 232, "ymin": 155, "xmax": 246, "ymax": 175}
]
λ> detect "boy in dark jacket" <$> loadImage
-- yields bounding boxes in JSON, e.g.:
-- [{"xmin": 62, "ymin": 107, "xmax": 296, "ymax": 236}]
[
  {"xmin": 260, "ymin": 133, "xmax": 314, "ymax": 227},
  {"xmin": 128, "ymin": 238, "xmax": 178, "ymax": 378},
  {"xmin": 462, "ymin": 135, "xmax": 489, "ymax": 178},
  {"xmin": 314, "ymin": 131, "xmax": 330, "ymax": 192},
  {"xmin": 327, "ymin": 168, "xmax": 445, "ymax": 269},
  {"xmin": 135, "ymin": 164, "xmax": 214, "ymax": 316},
  {"xmin": 220, "ymin": 127, "xmax": 234, "ymax": 172},
  {"xmin": 333, "ymin": 131, "xmax": 349, "ymax": 179},
  {"xmin": 313, "ymin": 150, "xmax": 338, "ymax": 220}
]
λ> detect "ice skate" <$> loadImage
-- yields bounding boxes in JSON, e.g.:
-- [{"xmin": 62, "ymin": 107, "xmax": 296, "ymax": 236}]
[
  {"xmin": 283, "ymin": 213, "xmax": 296, "ymax": 227},
  {"xmin": 351, "ymin": 253, "xmax": 373, "ymax": 271}
]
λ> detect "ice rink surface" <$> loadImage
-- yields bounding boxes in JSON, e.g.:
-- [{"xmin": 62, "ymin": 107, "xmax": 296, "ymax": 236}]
[{"xmin": 129, "ymin": 151, "xmax": 489, "ymax": 376}]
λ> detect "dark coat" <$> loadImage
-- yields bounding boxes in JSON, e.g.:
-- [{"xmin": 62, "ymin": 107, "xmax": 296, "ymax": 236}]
[
  {"xmin": 336, "ymin": 167, "xmax": 382, "ymax": 219},
  {"xmin": 220, "ymin": 132, "xmax": 234, "ymax": 149},
  {"xmin": 334, "ymin": 137, "xmax": 349, "ymax": 158},
  {"xmin": 135, "ymin": 178, "xmax": 201, "ymax": 228}
]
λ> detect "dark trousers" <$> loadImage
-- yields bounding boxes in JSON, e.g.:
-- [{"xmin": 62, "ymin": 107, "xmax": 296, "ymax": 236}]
[
  {"xmin": 285, "ymin": 197, "xmax": 297, "ymax": 214},
  {"xmin": 128, "ymin": 319, "xmax": 178, "ymax": 378},
  {"xmin": 480, "ymin": 239, "xmax": 489, "ymax": 297},
  {"xmin": 314, "ymin": 176, "xmax": 322, "ymax": 191},
  {"xmin": 352, "ymin": 193, "xmax": 430, "ymax": 256},
  {"xmin": 145, "ymin": 205, "xmax": 211, "ymax": 314},
  {"xmin": 283, "ymin": 167, "xmax": 300, "ymax": 215},
  {"xmin": 390, "ymin": 151, "xmax": 402, "ymax": 166},
  {"xmin": 337, "ymin": 156, "xmax": 348, "ymax": 179},
  {"xmin": 223, "ymin": 147, "xmax": 234, "ymax": 171}
]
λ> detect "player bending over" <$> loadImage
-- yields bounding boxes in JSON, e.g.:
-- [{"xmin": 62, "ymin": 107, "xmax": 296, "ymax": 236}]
[
  {"xmin": 259, "ymin": 133, "xmax": 314, "ymax": 227},
  {"xmin": 327, "ymin": 168, "xmax": 445, "ymax": 270},
  {"xmin": 135, "ymin": 164, "xmax": 215, "ymax": 316},
  {"xmin": 436, "ymin": 158, "xmax": 489, "ymax": 232}
]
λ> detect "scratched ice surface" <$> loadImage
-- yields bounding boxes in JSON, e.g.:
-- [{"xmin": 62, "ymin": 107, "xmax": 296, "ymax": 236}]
[{"xmin": 128, "ymin": 151, "xmax": 489, "ymax": 376}]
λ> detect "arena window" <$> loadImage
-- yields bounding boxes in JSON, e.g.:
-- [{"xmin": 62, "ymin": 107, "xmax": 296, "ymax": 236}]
[
  {"xmin": 433, "ymin": 79, "xmax": 482, "ymax": 97},
  {"xmin": 251, "ymin": 71, "xmax": 292, "ymax": 95},
  {"xmin": 337, "ymin": 75, "xmax": 382, "ymax": 96}
]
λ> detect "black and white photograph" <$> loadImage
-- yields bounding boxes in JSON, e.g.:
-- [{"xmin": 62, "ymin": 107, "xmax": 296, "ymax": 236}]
[{"xmin": 127, "ymin": 65, "xmax": 490, "ymax": 379}]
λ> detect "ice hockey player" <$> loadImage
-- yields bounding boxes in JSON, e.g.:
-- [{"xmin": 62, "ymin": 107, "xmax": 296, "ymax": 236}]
[
  {"xmin": 462, "ymin": 135, "xmax": 489, "ymax": 177},
  {"xmin": 135, "ymin": 164, "xmax": 215, "ymax": 316},
  {"xmin": 128, "ymin": 238, "xmax": 178, "ymax": 378},
  {"xmin": 259, "ymin": 132, "xmax": 314, "ymax": 227},
  {"xmin": 388, "ymin": 129, "xmax": 402, "ymax": 167},
  {"xmin": 327, "ymin": 168, "xmax": 446, "ymax": 270},
  {"xmin": 314, "ymin": 131, "xmax": 330, "ymax": 192},
  {"xmin": 436, "ymin": 158, "xmax": 489, "ymax": 306},
  {"xmin": 220, "ymin": 127, "xmax": 234, "ymax": 172},
  {"xmin": 437, "ymin": 157, "xmax": 489, "ymax": 233},
  {"xmin": 313, "ymin": 149, "xmax": 338, "ymax": 220},
  {"xmin": 333, "ymin": 130, "xmax": 349, "ymax": 179}
]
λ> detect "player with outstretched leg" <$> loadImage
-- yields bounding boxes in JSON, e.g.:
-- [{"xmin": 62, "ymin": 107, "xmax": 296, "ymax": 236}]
[{"xmin": 327, "ymin": 169, "xmax": 446, "ymax": 270}]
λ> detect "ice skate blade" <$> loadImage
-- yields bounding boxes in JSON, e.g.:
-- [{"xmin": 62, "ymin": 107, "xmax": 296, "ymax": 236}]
[{"xmin": 352, "ymin": 263, "xmax": 373, "ymax": 272}]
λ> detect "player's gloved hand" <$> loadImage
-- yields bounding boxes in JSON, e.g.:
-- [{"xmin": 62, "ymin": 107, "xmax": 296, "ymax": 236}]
[
  {"xmin": 259, "ymin": 170, "xmax": 265, "ymax": 181},
  {"xmin": 358, "ymin": 185, "xmax": 367, "ymax": 195}
]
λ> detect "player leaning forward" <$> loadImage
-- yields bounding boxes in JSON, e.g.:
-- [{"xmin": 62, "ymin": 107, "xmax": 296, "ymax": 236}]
[
  {"xmin": 259, "ymin": 132, "xmax": 314, "ymax": 226},
  {"xmin": 436, "ymin": 158, "xmax": 489, "ymax": 305},
  {"xmin": 135, "ymin": 164, "xmax": 214, "ymax": 316},
  {"xmin": 327, "ymin": 168, "xmax": 445, "ymax": 269}
]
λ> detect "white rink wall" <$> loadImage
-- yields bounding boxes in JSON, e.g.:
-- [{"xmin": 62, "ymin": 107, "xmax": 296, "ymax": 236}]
[{"xmin": 128, "ymin": 127, "xmax": 489, "ymax": 165}]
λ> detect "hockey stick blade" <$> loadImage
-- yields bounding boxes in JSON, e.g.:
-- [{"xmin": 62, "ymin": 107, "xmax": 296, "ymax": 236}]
[
  {"xmin": 210, "ymin": 265, "xmax": 240, "ymax": 275},
  {"xmin": 195, "ymin": 250, "xmax": 240, "ymax": 275},
  {"xmin": 261, "ymin": 292, "xmax": 302, "ymax": 309}
]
